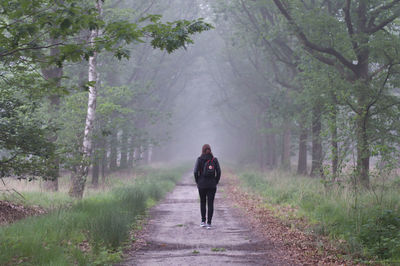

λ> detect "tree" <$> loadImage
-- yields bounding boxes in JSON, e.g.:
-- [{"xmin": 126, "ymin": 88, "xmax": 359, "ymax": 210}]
[
  {"xmin": 0, "ymin": 84, "xmax": 54, "ymax": 179},
  {"xmin": 68, "ymin": 2, "xmax": 212, "ymax": 198},
  {"xmin": 272, "ymin": 0, "xmax": 400, "ymax": 186},
  {"xmin": 0, "ymin": 0, "xmax": 152, "ymax": 182}
]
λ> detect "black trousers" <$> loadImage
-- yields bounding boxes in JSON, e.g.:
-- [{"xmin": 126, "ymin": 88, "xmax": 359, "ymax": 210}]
[{"xmin": 198, "ymin": 187, "xmax": 217, "ymax": 224}]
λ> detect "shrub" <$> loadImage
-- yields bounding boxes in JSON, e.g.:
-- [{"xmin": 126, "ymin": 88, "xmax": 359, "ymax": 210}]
[{"xmin": 359, "ymin": 209, "xmax": 400, "ymax": 259}]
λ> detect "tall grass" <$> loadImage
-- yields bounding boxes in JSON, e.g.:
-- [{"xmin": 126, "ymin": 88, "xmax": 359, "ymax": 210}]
[
  {"xmin": 0, "ymin": 166, "xmax": 186, "ymax": 265},
  {"xmin": 238, "ymin": 170, "xmax": 400, "ymax": 263}
]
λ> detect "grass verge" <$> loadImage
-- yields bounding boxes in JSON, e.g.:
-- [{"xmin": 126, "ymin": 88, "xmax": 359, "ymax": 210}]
[
  {"xmin": 0, "ymin": 165, "xmax": 186, "ymax": 265},
  {"xmin": 237, "ymin": 170, "xmax": 400, "ymax": 264}
]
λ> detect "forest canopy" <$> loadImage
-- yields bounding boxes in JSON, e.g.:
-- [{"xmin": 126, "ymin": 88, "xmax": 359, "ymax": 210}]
[
  {"xmin": 1, "ymin": 0, "xmax": 400, "ymax": 195},
  {"xmin": 0, "ymin": 0, "xmax": 212, "ymax": 196}
]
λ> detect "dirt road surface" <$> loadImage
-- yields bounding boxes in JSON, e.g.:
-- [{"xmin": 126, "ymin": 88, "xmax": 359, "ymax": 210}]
[{"xmin": 121, "ymin": 174, "xmax": 293, "ymax": 266}]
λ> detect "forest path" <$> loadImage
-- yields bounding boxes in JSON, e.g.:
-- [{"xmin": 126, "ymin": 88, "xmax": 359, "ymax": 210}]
[{"xmin": 120, "ymin": 173, "xmax": 291, "ymax": 266}]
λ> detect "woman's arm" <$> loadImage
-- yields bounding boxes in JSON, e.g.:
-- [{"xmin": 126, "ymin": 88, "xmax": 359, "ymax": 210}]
[
  {"xmin": 193, "ymin": 158, "xmax": 200, "ymax": 184},
  {"xmin": 215, "ymin": 158, "xmax": 221, "ymax": 184}
]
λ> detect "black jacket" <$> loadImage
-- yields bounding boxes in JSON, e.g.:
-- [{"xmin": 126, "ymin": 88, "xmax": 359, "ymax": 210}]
[{"xmin": 194, "ymin": 154, "xmax": 221, "ymax": 189}]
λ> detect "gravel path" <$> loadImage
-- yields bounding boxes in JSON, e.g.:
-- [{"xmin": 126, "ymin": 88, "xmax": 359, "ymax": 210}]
[{"xmin": 121, "ymin": 174, "xmax": 292, "ymax": 266}]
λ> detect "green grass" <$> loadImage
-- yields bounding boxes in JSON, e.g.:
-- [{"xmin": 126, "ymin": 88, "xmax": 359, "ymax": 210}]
[
  {"xmin": 238, "ymin": 170, "xmax": 400, "ymax": 263},
  {"xmin": 211, "ymin": 247, "xmax": 226, "ymax": 252},
  {"xmin": 2, "ymin": 190, "xmax": 75, "ymax": 209},
  {"xmin": 0, "ymin": 166, "xmax": 186, "ymax": 265}
]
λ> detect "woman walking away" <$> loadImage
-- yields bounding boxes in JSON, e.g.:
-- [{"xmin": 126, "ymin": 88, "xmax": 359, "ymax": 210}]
[{"xmin": 194, "ymin": 144, "xmax": 221, "ymax": 229}]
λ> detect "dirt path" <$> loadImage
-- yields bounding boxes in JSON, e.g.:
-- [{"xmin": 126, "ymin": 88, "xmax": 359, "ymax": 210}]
[{"xmin": 121, "ymin": 174, "xmax": 292, "ymax": 266}]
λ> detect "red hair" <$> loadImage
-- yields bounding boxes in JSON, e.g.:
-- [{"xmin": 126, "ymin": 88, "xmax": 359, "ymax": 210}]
[{"xmin": 201, "ymin": 144, "xmax": 213, "ymax": 156}]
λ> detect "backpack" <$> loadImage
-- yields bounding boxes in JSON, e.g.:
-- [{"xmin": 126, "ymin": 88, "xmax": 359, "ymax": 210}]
[{"xmin": 202, "ymin": 157, "xmax": 216, "ymax": 179}]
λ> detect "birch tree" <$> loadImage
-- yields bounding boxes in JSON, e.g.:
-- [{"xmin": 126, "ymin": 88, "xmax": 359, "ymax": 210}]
[{"xmin": 69, "ymin": 0, "xmax": 103, "ymax": 197}]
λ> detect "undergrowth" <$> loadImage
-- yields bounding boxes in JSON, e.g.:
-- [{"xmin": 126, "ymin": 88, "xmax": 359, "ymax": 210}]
[
  {"xmin": 0, "ymin": 166, "xmax": 186, "ymax": 265},
  {"xmin": 238, "ymin": 170, "xmax": 400, "ymax": 264}
]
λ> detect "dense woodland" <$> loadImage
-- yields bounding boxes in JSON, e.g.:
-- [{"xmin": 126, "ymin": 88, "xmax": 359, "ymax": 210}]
[
  {"xmin": 1, "ymin": 1, "xmax": 399, "ymax": 189},
  {"xmin": 1, "ymin": 0, "xmax": 400, "ymax": 264},
  {"xmin": 0, "ymin": 0, "xmax": 212, "ymax": 197},
  {"xmin": 211, "ymin": 0, "xmax": 400, "ymax": 183}
]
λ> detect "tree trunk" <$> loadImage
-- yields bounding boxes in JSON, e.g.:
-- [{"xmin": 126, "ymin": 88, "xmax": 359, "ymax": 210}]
[
  {"xmin": 91, "ymin": 157, "xmax": 100, "ymax": 187},
  {"xmin": 139, "ymin": 145, "xmax": 144, "ymax": 163},
  {"xmin": 101, "ymin": 141, "xmax": 107, "ymax": 184},
  {"xmin": 356, "ymin": 110, "xmax": 370, "ymax": 187},
  {"xmin": 256, "ymin": 132, "xmax": 265, "ymax": 169},
  {"xmin": 311, "ymin": 104, "xmax": 323, "ymax": 177},
  {"xmin": 297, "ymin": 124, "xmax": 308, "ymax": 175},
  {"xmin": 90, "ymin": 139, "xmax": 100, "ymax": 187},
  {"xmin": 268, "ymin": 133, "xmax": 277, "ymax": 168},
  {"xmin": 355, "ymin": 71, "xmax": 370, "ymax": 187},
  {"xmin": 255, "ymin": 116, "xmax": 264, "ymax": 169},
  {"xmin": 133, "ymin": 147, "xmax": 140, "ymax": 165},
  {"xmin": 69, "ymin": 0, "xmax": 102, "ymax": 198},
  {"xmin": 127, "ymin": 137, "xmax": 135, "ymax": 168},
  {"xmin": 109, "ymin": 130, "xmax": 118, "ymax": 170},
  {"xmin": 330, "ymin": 104, "xmax": 338, "ymax": 179},
  {"xmin": 119, "ymin": 129, "xmax": 128, "ymax": 169},
  {"xmin": 265, "ymin": 121, "xmax": 277, "ymax": 169},
  {"xmin": 42, "ymin": 42, "xmax": 63, "ymax": 191},
  {"xmin": 147, "ymin": 143, "xmax": 153, "ymax": 164},
  {"xmin": 281, "ymin": 120, "xmax": 291, "ymax": 170},
  {"xmin": 142, "ymin": 145, "xmax": 149, "ymax": 165}
]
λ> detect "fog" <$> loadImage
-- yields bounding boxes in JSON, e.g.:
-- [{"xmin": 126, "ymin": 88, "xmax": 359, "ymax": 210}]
[
  {"xmin": 155, "ymin": 40, "xmax": 227, "ymax": 162},
  {"xmin": 145, "ymin": 2, "xmax": 236, "ymax": 163},
  {"xmin": 2, "ymin": 1, "xmax": 400, "ymax": 262},
  {"xmin": 2, "ymin": 0, "xmax": 400, "ymax": 189}
]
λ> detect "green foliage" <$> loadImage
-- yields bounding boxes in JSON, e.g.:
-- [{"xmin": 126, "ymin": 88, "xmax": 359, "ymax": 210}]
[
  {"xmin": 211, "ymin": 247, "xmax": 226, "ymax": 252},
  {"xmin": 359, "ymin": 210, "xmax": 400, "ymax": 260},
  {"xmin": 142, "ymin": 16, "xmax": 213, "ymax": 53},
  {"xmin": 56, "ymin": 84, "xmax": 150, "ymax": 170},
  {"xmin": 0, "ymin": 85, "xmax": 55, "ymax": 178},
  {"xmin": 212, "ymin": 0, "xmax": 400, "ymax": 180},
  {"xmin": 0, "ymin": 0, "xmax": 212, "ymax": 62},
  {"xmin": 0, "ymin": 166, "xmax": 185, "ymax": 265},
  {"xmin": 0, "ymin": 0, "xmax": 212, "ymax": 179},
  {"xmin": 238, "ymin": 170, "xmax": 400, "ymax": 262}
]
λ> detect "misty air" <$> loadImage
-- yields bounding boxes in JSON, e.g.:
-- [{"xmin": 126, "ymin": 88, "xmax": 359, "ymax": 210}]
[{"xmin": 1, "ymin": 0, "xmax": 400, "ymax": 265}]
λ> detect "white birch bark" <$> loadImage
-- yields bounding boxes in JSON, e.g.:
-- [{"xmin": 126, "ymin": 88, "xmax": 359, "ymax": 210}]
[{"xmin": 69, "ymin": 0, "xmax": 102, "ymax": 198}]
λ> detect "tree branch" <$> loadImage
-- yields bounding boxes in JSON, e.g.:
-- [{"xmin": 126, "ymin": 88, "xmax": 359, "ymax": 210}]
[
  {"xmin": 344, "ymin": 0, "xmax": 359, "ymax": 53},
  {"xmin": 367, "ymin": 12, "xmax": 400, "ymax": 34},
  {"xmin": 368, "ymin": 0, "xmax": 400, "ymax": 28},
  {"xmin": 272, "ymin": 0, "xmax": 358, "ymax": 74},
  {"xmin": 367, "ymin": 64, "xmax": 394, "ymax": 111}
]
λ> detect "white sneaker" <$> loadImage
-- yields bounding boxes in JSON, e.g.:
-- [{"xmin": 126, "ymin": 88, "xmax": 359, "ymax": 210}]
[
  {"xmin": 206, "ymin": 223, "xmax": 212, "ymax": 229},
  {"xmin": 200, "ymin": 222, "xmax": 206, "ymax": 227}
]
